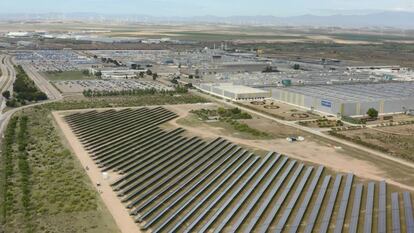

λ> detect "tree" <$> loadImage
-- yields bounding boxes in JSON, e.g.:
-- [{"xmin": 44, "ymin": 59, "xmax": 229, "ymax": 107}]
[
  {"xmin": 367, "ymin": 108, "xmax": 379, "ymax": 119},
  {"xmin": 293, "ymin": 64, "xmax": 300, "ymax": 70},
  {"xmin": 263, "ymin": 66, "xmax": 273, "ymax": 73},
  {"xmin": 2, "ymin": 90, "xmax": 11, "ymax": 99},
  {"xmin": 95, "ymin": 71, "xmax": 102, "ymax": 78},
  {"xmin": 6, "ymin": 99, "xmax": 18, "ymax": 107},
  {"xmin": 230, "ymin": 108, "xmax": 241, "ymax": 115},
  {"xmin": 146, "ymin": 69, "xmax": 153, "ymax": 76},
  {"xmin": 152, "ymin": 73, "xmax": 158, "ymax": 81},
  {"xmin": 82, "ymin": 70, "xmax": 90, "ymax": 76}
]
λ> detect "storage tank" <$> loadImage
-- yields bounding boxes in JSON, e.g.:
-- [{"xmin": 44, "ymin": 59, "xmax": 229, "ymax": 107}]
[{"xmin": 282, "ymin": 79, "xmax": 292, "ymax": 86}]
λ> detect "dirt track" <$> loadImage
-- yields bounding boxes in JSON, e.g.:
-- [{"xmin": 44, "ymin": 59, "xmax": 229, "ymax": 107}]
[{"xmin": 52, "ymin": 111, "xmax": 142, "ymax": 233}]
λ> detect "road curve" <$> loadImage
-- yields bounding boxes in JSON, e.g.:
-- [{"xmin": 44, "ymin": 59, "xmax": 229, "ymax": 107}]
[
  {"xmin": 0, "ymin": 55, "xmax": 16, "ymax": 113},
  {"xmin": 0, "ymin": 55, "xmax": 61, "ymax": 137}
]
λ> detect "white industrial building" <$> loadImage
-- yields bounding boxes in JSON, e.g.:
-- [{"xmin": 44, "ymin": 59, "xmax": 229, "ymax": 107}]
[
  {"xmin": 198, "ymin": 83, "xmax": 271, "ymax": 101},
  {"xmin": 271, "ymin": 82, "xmax": 414, "ymax": 117},
  {"xmin": 89, "ymin": 68, "xmax": 143, "ymax": 79}
]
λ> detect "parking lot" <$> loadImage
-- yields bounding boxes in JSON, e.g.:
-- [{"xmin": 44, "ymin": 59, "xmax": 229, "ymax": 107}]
[
  {"xmin": 14, "ymin": 50, "xmax": 98, "ymax": 72},
  {"xmin": 54, "ymin": 79, "xmax": 173, "ymax": 93}
]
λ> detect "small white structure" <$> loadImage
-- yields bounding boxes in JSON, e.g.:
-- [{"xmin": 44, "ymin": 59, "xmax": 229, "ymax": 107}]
[
  {"xmin": 89, "ymin": 68, "xmax": 142, "ymax": 79},
  {"xmin": 286, "ymin": 136, "xmax": 304, "ymax": 142},
  {"xmin": 102, "ymin": 172, "xmax": 110, "ymax": 180},
  {"xmin": 7, "ymin": 31, "xmax": 30, "ymax": 37}
]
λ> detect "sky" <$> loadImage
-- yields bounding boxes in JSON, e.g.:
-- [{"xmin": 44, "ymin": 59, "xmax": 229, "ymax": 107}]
[{"xmin": 2, "ymin": 0, "xmax": 414, "ymax": 17}]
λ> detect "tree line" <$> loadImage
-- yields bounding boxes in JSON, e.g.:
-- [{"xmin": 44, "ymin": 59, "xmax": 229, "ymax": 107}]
[
  {"xmin": 4, "ymin": 65, "xmax": 48, "ymax": 107},
  {"xmin": 82, "ymin": 86, "xmax": 188, "ymax": 97}
]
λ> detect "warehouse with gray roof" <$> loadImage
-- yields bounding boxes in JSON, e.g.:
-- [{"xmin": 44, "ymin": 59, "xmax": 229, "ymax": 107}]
[
  {"xmin": 198, "ymin": 83, "xmax": 271, "ymax": 101},
  {"xmin": 271, "ymin": 82, "xmax": 414, "ymax": 116}
]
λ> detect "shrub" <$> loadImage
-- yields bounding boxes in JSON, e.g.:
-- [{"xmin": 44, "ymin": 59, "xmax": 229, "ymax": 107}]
[{"xmin": 367, "ymin": 108, "xmax": 379, "ymax": 119}]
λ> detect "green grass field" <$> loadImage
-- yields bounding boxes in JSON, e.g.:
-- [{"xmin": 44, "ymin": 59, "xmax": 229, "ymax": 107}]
[{"xmin": 42, "ymin": 71, "xmax": 96, "ymax": 81}]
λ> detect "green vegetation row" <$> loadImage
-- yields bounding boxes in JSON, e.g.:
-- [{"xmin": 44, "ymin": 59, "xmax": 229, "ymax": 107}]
[
  {"xmin": 17, "ymin": 116, "xmax": 31, "ymax": 220},
  {"xmin": 191, "ymin": 107, "xmax": 269, "ymax": 138},
  {"xmin": 4, "ymin": 65, "xmax": 48, "ymax": 107},
  {"xmin": 57, "ymin": 94, "xmax": 207, "ymax": 111},
  {"xmin": 329, "ymin": 131, "xmax": 414, "ymax": 162},
  {"xmin": 82, "ymin": 86, "xmax": 188, "ymax": 97},
  {"xmin": 0, "ymin": 116, "xmax": 33, "ymax": 232},
  {"xmin": 223, "ymin": 118, "xmax": 270, "ymax": 138},
  {"xmin": 1, "ymin": 117, "xmax": 18, "ymax": 226},
  {"xmin": 341, "ymin": 116, "xmax": 367, "ymax": 125},
  {"xmin": 299, "ymin": 118, "xmax": 344, "ymax": 128},
  {"xmin": 235, "ymin": 102, "xmax": 287, "ymax": 120},
  {"xmin": 191, "ymin": 107, "xmax": 252, "ymax": 121},
  {"xmin": 341, "ymin": 108, "xmax": 379, "ymax": 125}
]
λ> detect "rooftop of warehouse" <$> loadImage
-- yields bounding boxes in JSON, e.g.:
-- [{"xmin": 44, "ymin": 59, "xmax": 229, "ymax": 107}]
[
  {"xmin": 205, "ymin": 83, "xmax": 270, "ymax": 94},
  {"xmin": 275, "ymin": 82, "xmax": 414, "ymax": 102}
]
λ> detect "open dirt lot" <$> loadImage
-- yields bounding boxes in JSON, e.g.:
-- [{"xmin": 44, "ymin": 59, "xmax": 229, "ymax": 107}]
[
  {"xmin": 363, "ymin": 113, "xmax": 414, "ymax": 125},
  {"xmin": 165, "ymin": 103, "xmax": 414, "ymax": 191},
  {"xmin": 332, "ymin": 124, "xmax": 414, "ymax": 163}
]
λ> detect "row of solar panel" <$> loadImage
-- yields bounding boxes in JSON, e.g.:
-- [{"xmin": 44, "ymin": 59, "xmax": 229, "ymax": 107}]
[{"xmin": 65, "ymin": 108, "xmax": 414, "ymax": 233}]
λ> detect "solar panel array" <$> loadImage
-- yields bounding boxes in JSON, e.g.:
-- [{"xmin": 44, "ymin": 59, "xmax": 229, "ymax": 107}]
[
  {"xmin": 349, "ymin": 183, "xmax": 363, "ymax": 233},
  {"xmin": 392, "ymin": 192, "xmax": 401, "ymax": 233},
  {"xmin": 65, "ymin": 107, "xmax": 414, "ymax": 232}
]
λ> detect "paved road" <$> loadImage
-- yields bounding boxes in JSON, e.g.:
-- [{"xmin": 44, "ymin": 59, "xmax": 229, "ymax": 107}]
[
  {"xmin": 22, "ymin": 64, "xmax": 62, "ymax": 100},
  {"xmin": 0, "ymin": 56, "xmax": 61, "ymax": 137},
  {"xmin": 0, "ymin": 55, "xmax": 16, "ymax": 112},
  {"xmin": 0, "ymin": 55, "xmax": 15, "ymax": 135},
  {"xmin": 194, "ymin": 89, "xmax": 414, "ymax": 170}
]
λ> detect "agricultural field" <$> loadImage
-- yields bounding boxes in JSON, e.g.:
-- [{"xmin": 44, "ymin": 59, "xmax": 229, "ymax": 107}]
[
  {"xmin": 241, "ymin": 42, "xmax": 414, "ymax": 68},
  {"xmin": 3, "ymin": 21, "xmax": 414, "ymax": 67},
  {"xmin": 330, "ymin": 124, "xmax": 414, "ymax": 162},
  {"xmin": 54, "ymin": 105, "xmax": 414, "ymax": 233}
]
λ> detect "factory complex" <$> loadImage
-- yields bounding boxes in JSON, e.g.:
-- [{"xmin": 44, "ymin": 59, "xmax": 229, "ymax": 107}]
[
  {"xmin": 271, "ymin": 82, "xmax": 414, "ymax": 117},
  {"xmin": 11, "ymin": 48, "xmax": 414, "ymax": 118}
]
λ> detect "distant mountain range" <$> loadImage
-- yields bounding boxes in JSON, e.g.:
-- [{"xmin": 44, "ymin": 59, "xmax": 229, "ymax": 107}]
[{"xmin": 1, "ymin": 11, "xmax": 414, "ymax": 29}]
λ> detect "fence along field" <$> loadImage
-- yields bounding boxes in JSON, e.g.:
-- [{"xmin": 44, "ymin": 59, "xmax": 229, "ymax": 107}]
[{"xmin": 63, "ymin": 106, "xmax": 414, "ymax": 232}]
